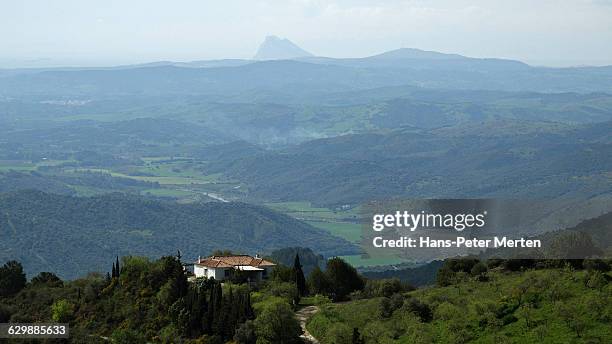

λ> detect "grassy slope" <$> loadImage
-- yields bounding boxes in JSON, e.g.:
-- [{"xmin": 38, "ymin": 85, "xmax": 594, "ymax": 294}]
[{"xmin": 307, "ymin": 268, "xmax": 612, "ymax": 343}]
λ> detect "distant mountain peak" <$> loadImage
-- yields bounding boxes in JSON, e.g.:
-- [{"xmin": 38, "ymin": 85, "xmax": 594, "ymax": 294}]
[
  {"xmin": 253, "ymin": 35, "xmax": 313, "ymax": 60},
  {"xmin": 370, "ymin": 48, "xmax": 467, "ymax": 60}
]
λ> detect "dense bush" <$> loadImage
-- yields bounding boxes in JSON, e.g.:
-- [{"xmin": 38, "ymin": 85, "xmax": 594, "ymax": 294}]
[
  {"xmin": 583, "ymin": 259, "xmax": 611, "ymax": 272},
  {"xmin": 254, "ymin": 299, "xmax": 302, "ymax": 344},
  {"xmin": 402, "ymin": 297, "xmax": 433, "ymax": 322},
  {"xmin": 308, "ymin": 267, "xmax": 612, "ymax": 343},
  {"xmin": 325, "ymin": 258, "xmax": 365, "ymax": 301},
  {"xmin": 0, "ymin": 260, "xmax": 26, "ymax": 297},
  {"xmin": 31, "ymin": 272, "xmax": 63, "ymax": 287},
  {"xmin": 234, "ymin": 320, "xmax": 257, "ymax": 344},
  {"xmin": 359, "ymin": 278, "xmax": 413, "ymax": 298},
  {"xmin": 0, "ymin": 257, "xmax": 297, "ymax": 343},
  {"xmin": 307, "ymin": 266, "xmax": 331, "ymax": 295}
]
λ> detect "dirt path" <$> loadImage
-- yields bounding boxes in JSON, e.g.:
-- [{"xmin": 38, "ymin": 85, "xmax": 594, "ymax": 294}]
[{"xmin": 295, "ymin": 305, "xmax": 320, "ymax": 344}]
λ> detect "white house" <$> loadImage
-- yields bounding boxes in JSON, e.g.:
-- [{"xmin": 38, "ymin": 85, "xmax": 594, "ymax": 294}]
[{"xmin": 193, "ymin": 254, "xmax": 276, "ymax": 282}]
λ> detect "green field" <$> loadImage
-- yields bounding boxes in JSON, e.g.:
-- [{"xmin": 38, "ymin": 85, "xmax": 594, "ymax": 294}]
[
  {"xmin": 267, "ymin": 201, "xmax": 362, "ymax": 239},
  {"xmin": 306, "ymin": 220, "xmax": 362, "ymax": 243},
  {"xmin": 141, "ymin": 188, "xmax": 197, "ymax": 198},
  {"xmin": 0, "ymin": 156, "xmax": 244, "ymax": 202},
  {"xmin": 266, "ymin": 201, "xmax": 361, "ymax": 221},
  {"xmin": 0, "ymin": 159, "xmax": 76, "ymax": 172},
  {"xmin": 0, "ymin": 160, "xmax": 37, "ymax": 171},
  {"xmin": 71, "ymin": 168, "xmax": 218, "ymax": 185}
]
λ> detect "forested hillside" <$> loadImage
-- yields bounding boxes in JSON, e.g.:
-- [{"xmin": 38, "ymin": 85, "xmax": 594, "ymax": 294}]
[
  {"xmin": 309, "ymin": 261, "xmax": 612, "ymax": 344},
  {"xmin": 0, "ymin": 191, "xmax": 357, "ymax": 279},
  {"xmin": 204, "ymin": 119, "xmax": 612, "ymax": 205},
  {"xmin": 0, "ymin": 256, "xmax": 300, "ymax": 344}
]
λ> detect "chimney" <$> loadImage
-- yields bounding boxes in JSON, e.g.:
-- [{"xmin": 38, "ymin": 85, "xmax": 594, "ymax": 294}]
[
  {"xmin": 198, "ymin": 255, "xmax": 201, "ymax": 263},
  {"xmin": 255, "ymin": 253, "xmax": 260, "ymax": 259}
]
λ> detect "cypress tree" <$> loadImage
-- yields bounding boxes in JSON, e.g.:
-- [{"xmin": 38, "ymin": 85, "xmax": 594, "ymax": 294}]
[
  {"xmin": 245, "ymin": 290, "xmax": 254, "ymax": 320},
  {"xmin": 187, "ymin": 286, "xmax": 207, "ymax": 337},
  {"xmin": 212, "ymin": 283, "xmax": 224, "ymax": 336},
  {"xmin": 294, "ymin": 253, "xmax": 308, "ymax": 296},
  {"xmin": 352, "ymin": 328, "xmax": 364, "ymax": 344},
  {"xmin": 223, "ymin": 286, "xmax": 235, "ymax": 339},
  {"xmin": 115, "ymin": 256, "xmax": 120, "ymax": 278},
  {"xmin": 205, "ymin": 284, "xmax": 216, "ymax": 334}
]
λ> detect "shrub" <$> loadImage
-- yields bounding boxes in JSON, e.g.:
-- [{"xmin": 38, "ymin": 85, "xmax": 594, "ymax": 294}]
[
  {"xmin": 379, "ymin": 297, "xmax": 394, "ymax": 318},
  {"xmin": 585, "ymin": 271, "xmax": 608, "ymax": 290},
  {"xmin": 501, "ymin": 314, "xmax": 518, "ymax": 326},
  {"xmin": 110, "ymin": 329, "xmax": 147, "ymax": 344},
  {"xmin": 265, "ymin": 281, "xmax": 300, "ymax": 306},
  {"xmin": 31, "ymin": 272, "xmax": 63, "ymax": 288},
  {"xmin": 583, "ymin": 259, "xmax": 611, "ymax": 272},
  {"xmin": 311, "ymin": 294, "xmax": 332, "ymax": 306},
  {"xmin": 402, "ymin": 297, "xmax": 433, "ymax": 322},
  {"xmin": 435, "ymin": 302, "xmax": 460, "ymax": 321},
  {"xmin": 0, "ymin": 304, "xmax": 12, "ymax": 322},
  {"xmin": 51, "ymin": 299, "xmax": 74, "ymax": 323},
  {"xmin": 502, "ymin": 259, "xmax": 536, "ymax": 271},
  {"xmin": 486, "ymin": 258, "xmax": 504, "ymax": 269},
  {"xmin": 234, "ymin": 320, "xmax": 257, "ymax": 344},
  {"xmin": 444, "ymin": 258, "xmax": 480, "ymax": 273},
  {"xmin": 436, "ymin": 266, "xmax": 455, "ymax": 287},
  {"xmin": 254, "ymin": 300, "xmax": 302, "ymax": 344},
  {"xmin": 362, "ymin": 278, "xmax": 413, "ymax": 298},
  {"xmin": 307, "ymin": 266, "xmax": 330, "ymax": 295},
  {"xmin": 470, "ymin": 262, "xmax": 488, "ymax": 276},
  {"xmin": 324, "ymin": 323, "xmax": 352, "ymax": 344}
]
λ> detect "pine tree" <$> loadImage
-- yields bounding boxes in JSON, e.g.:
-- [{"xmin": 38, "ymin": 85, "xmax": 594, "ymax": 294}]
[{"xmin": 293, "ymin": 254, "xmax": 308, "ymax": 296}]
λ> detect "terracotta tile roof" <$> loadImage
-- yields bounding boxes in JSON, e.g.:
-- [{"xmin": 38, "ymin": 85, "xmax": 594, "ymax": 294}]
[
  {"xmin": 194, "ymin": 255, "xmax": 276, "ymax": 269},
  {"xmin": 195, "ymin": 257, "xmax": 233, "ymax": 268}
]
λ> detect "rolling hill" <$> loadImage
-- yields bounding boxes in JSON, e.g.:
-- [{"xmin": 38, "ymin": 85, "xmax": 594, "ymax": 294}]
[
  {"xmin": 202, "ymin": 119, "xmax": 612, "ymax": 205},
  {"xmin": 0, "ymin": 190, "xmax": 358, "ymax": 279}
]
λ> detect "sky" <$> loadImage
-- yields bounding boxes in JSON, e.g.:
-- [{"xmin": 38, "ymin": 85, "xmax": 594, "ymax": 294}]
[{"xmin": 1, "ymin": 0, "xmax": 612, "ymax": 68}]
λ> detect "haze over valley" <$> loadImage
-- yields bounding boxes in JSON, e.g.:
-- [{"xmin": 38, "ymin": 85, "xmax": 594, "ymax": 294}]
[{"xmin": 1, "ymin": 36, "xmax": 612, "ymax": 277}]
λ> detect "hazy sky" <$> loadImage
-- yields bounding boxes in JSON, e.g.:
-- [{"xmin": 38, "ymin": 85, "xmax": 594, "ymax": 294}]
[{"xmin": 2, "ymin": 0, "xmax": 612, "ymax": 67}]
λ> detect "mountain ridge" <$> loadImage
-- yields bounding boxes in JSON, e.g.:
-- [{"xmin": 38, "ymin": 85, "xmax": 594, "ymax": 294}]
[{"xmin": 3, "ymin": 52, "xmax": 611, "ymax": 95}]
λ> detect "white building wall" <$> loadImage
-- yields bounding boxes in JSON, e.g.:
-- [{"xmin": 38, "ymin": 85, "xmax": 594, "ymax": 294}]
[
  {"xmin": 194, "ymin": 265, "xmax": 206, "ymax": 278},
  {"xmin": 194, "ymin": 265, "xmax": 226, "ymax": 280},
  {"xmin": 210, "ymin": 268, "xmax": 225, "ymax": 280}
]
